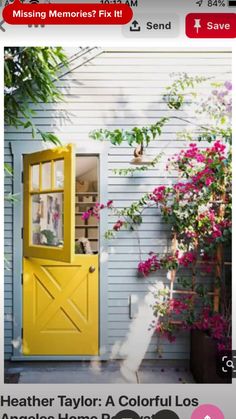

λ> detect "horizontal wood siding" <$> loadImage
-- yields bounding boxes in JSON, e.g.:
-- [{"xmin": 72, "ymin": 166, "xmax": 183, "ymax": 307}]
[
  {"xmin": 4, "ymin": 143, "xmax": 13, "ymax": 359},
  {"xmin": 4, "ymin": 49, "xmax": 231, "ymax": 360}
]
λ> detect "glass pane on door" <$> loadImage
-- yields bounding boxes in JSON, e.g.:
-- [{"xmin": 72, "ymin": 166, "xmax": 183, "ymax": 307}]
[
  {"xmin": 31, "ymin": 192, "xmax": 64, "ymax": 247},
  {"xmin": 54, "ymin": 159, "xmax": 64, "ymax": 189},
  {"xmin": 31, "ymin": 164, "xmax": 39, "ymax": 191},
  {"xmin": 42, "ymin": 162, "xmax": 51, "ymax": 190}
]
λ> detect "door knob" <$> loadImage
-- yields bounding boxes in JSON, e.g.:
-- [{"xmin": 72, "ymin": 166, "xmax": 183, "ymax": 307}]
[{"xmin": 89, "ymin": 265, "xmax": 96, "ymax": 273}]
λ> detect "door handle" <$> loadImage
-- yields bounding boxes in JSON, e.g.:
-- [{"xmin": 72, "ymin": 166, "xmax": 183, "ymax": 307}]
[{"xmin": 89, "ymin": 265, "xmax": 96, "ymax": 273}]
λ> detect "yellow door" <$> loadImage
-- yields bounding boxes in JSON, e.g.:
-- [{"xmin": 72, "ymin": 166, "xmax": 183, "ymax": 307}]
[
  {"xmin": 23, "ymin": 145, "xmax": 99, "ymax": 356},
  {"xmin": 23, "ymin": 256, "xmax": 99, "ymax": 355}
]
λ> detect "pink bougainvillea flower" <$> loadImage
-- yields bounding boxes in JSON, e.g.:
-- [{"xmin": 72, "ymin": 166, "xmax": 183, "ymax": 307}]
[
  {"xmin": 211, "ymin": 140, "xmax": 226, "ymax": 155},
  {"xmin": 212, "ymin": 229, "xmax": 222, "ymax": 239},
  {"xmin": 107, "ymin": 200, "xmax": 113, "ymax": 208},
  {"xmin": 82, "ymin": 200, "xmax": 113, "ymax": 221},
  {"xmin": 138, "ymin": 254, "xmax": 161, "ymax": 276},
  {"xmin": 205, "ymin": 177, "xmax": 214, "ymax": 186},
  {"xmin": 169, "ymin": 298, "xmax": 189, "ymax": 314},
  {"xmin": 113, "ymin": 220, "xmax": 124, "ymax": 231},
  {"xmin": 193, "ymin": 306, "xmax": 229, "ymax": 348},
  {"xmin": 151, "ymin": 186, "xmax": 167, "ymax": 202},
  {"xmin": 185, "ymin": 230, "xmax": 198, "ymax": 239},
  {"xmin": 82, "ymin": 210, "xmax": 92, "ymax": 221},
  {"xmin": 178, "ymin": 251, "xmax": 197, "ymax": 267}
]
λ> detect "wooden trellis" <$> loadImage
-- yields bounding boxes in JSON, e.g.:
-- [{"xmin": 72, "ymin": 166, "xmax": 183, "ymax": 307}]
[
  {"xmin": 168, "ymin": 180, "xmax": 229, "ymax": 319},
  {"xmin": 169, "ymin": 230, "xmax": 222, "ymax": 316}
]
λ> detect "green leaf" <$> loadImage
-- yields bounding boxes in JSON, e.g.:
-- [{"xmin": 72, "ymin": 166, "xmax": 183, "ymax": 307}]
[
  {"xmin": 5, "ymin": 193, "xmax": 20, "ymax": 203},
  {"xmin": 4, "ymin": 47, "xmax": 69, "ymax": 147},
  {"xmin": 4, "ymin": 163, "xmax": 13, "ymax": 176},
  {"xmin": 39, "ymin": 131, "xmax": 62, "ymax": 146},
  {"xmin": 89, "ymin": 118, "xmax": 169, "ymax": 148}
]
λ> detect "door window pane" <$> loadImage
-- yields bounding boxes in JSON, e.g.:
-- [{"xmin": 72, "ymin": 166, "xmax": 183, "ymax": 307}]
[
  {"xmin": 31, "ymin": 192, "xmax": 63, "ymax": 247},
  {"xmin": 42, "ymin": 162, "xmax": 51, "ymax": 190},
  {"xmin": 55, "ymin": 159, "xmax": 64, "ymax": 189},
  {"xmin": 31, "ymin": 164, "xmax": 39, "ymax": 190}
]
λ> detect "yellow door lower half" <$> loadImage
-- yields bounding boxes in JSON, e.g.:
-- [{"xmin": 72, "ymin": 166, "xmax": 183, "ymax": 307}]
[{"xmin": 23, "ymin": 256, "xmax": 99, "ymax": 356}]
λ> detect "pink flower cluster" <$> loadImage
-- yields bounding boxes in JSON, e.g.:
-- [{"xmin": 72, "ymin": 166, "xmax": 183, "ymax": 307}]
[
  {"xmin": 192, "ymin": 167, "xmax": 215, "ymax": 187},
  {"xmin": 178, "ymin": 251, "xmax": 197, "ymax": 267},
  {"xmin": 197, "ymin": 209, "xmax": 215, "ymax": 223},
  {"xmin": 195, "ymin": 209, "xmax": 232, "ymax": 244},
  {"xmin": 138, "ymin": 250, "xmax": 198, "ymax": 277},
  {"xmin": 185, "ymin": 230, "xmax": 198, "ymax": 239},
  {"xmin": 113, "ymin": 220, "xmax": 124, "ymax": 231},
  {"xmin": 173, "ymin": 182, "xmax": 197, "ymax": 194},
  {"xmin": 156, "ymin": 304, "xmax": 230, "ymax": 350},
  {"xmin": 82, "ymin": 200, "xmax": 113, "ymax": 221},
  {"xmin": 209, "ymin": 140, "xmax": 226, "ymax": 155},
  {"xmin": 150, "ymin": 186, "xmax": 167, "ymax": 203},
  {"xmin": 194, "ymin": 307, "xmax": 230, "ymax": 350},
  {"xmin": 138, "ymin": 254, "xmax": 160, "ymax": 276},
  {"xmin": 182, "ymin": 143, "xmax": 206, "ymax": 162},
  {"xmin": 162, "ymin": 142, "xmax": 229, "ymax": 215},
  {"xmin": 155, "ymin": 296, "xmax": 193, "ymax": 343},
  {"xmin": 169, "ymin": 298, "xmax": 189, "ymax": 314},
  {"xmin": 170, "ymin": 140, "xmax": 226, "ymax": 171}
]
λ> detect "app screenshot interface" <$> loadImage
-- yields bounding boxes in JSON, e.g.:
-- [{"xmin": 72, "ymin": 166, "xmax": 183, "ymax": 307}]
[{"xmin": 0, "ymin": 1, "xmax": 235, "ymax": 419}]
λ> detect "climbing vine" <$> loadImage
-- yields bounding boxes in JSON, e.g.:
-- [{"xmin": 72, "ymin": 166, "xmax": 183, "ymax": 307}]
[{"xmin": 86, "ymin": 74, "xmax": 232, "ymax": 350}]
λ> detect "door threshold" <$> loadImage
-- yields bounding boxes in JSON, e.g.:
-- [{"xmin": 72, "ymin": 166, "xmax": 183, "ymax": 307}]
[{"xmin": 11, "ymin": 355, "xmax": 107, "ymax": 361}]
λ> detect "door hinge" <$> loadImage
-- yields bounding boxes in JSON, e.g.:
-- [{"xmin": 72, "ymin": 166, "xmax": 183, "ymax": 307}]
[
  {"xmin": 21, "ymin": 273, "xmax": 23, "ymax": 285},
  {"xmin": 21, "ymin": 171, "xmax": 24, "ymax": 183},
  {"xmin": 21, "ymin": 328, "xmax": 23, "ymax": 339},
  {"xmin": 21, "ymin": 227, "xmax": 24, "ymax": 240}
]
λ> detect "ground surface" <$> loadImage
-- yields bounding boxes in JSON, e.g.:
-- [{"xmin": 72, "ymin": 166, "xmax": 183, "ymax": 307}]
[{"xmin": 5, "ymin": 361, "xmax": 195, "ymax": 384}]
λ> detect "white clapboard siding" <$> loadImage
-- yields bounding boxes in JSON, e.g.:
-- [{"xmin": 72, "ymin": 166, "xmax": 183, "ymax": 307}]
[
  {"xmin": 4, "ymin": 48, "xmax": 231, "ymax": 361},
  {"xmin": 4, "ymin": 141, "xmax": 13, "ymax": 359}
]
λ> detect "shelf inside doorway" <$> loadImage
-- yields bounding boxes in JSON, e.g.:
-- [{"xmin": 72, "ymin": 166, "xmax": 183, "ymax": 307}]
[
  {"xmin": 75, "ymin": 154, "xmax": 99, "ymax": 254},
  {"xmin": 75, "ymin": 225, "xmax": 98, "ymax": 228}
]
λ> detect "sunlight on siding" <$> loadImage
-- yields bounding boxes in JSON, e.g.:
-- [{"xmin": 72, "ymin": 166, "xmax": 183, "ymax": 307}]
[{"xmin": 111, "ymin": 282, "xmax": 164, "ymax": 382}]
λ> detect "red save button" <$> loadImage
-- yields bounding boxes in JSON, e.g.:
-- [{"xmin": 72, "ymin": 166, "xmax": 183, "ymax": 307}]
[{"xmin": 186, "ymin": 13, "xmax": 236, "ymax": 38}]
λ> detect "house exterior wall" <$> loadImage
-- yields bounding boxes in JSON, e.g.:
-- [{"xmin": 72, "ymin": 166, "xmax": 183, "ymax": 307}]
[{"xmin": 4, "ymin": 49, "xmax": 231, "ymax": 361}]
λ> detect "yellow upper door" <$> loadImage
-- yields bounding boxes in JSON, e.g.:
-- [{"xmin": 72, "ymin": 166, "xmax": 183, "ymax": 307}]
[{"xmin": 23, "ymin": 144, "xmax": 75, "ymax": 263}]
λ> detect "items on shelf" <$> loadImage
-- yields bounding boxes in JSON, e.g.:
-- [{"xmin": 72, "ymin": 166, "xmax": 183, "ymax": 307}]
[
  {"xmin": 75, "ymin": 237, "xmax": 93, "ymax": 254},
  {"xmin": 75, "ymin": 156, "xmax": 99, "ymax": 254}
]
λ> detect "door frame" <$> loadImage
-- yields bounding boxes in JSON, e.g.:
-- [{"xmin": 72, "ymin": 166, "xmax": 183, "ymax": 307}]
[{"xmin": 10, "ymin": 140, "xmax": 109, "ymax": 361}]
